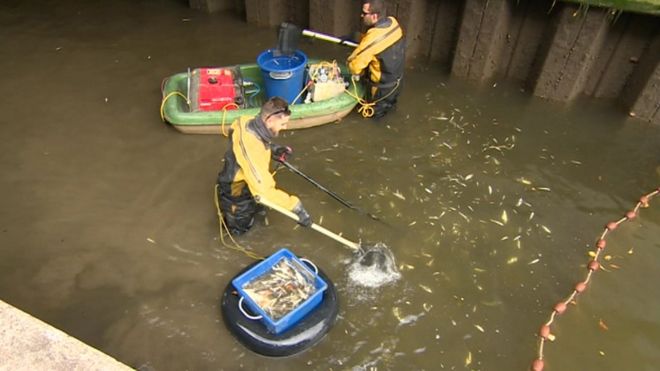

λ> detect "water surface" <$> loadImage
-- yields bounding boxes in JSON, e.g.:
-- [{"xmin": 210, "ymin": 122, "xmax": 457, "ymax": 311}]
[{"xmin": 0, "ymin": 1, "xmax": 659, "ymax": 370}]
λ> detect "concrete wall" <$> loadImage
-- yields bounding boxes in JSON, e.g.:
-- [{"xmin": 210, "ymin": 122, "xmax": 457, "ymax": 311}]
[
  {"xmin": 0, "ymin": 300, "xmax": 132, "ymax": 370},
  {"xmin": 190, "ymin": 0, "xmax": 660, "ymax": 124}
]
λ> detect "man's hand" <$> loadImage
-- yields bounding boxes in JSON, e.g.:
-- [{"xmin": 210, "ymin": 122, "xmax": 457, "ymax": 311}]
[
  {"xmin": 270, "ymin": 144, "xmax": 292, "ymax": 163},
  {"xmin": 292, "ymin": 203, "xmax": 312, "ymax": 227}
]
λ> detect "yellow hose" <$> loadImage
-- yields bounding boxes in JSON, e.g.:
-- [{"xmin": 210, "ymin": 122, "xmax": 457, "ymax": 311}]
[
  {"xmin": 219, "ymin": 103, "xmax": 240, "ymax": 137},
  {"xmin": 160, "ymin": 91, "xmax": 189, "ymax": 122},
  {"xmin": 213, "ymin": 184, "xmax": 263, "ymax": 260},
  {"xmin": 343, "ymin": 77, "xmax": 400, "ymax": 118}
]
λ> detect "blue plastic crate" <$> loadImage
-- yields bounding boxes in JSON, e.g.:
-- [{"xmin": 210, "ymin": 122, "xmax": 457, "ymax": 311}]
[{"xmin": 232, "ymin": 248, "xmax": 328, "ymax": 335}]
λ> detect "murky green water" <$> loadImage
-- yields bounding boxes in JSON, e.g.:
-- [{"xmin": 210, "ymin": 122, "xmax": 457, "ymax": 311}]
[{"xmin": 1, "ymin": 1, "xmax": 659, "ymax": 370}]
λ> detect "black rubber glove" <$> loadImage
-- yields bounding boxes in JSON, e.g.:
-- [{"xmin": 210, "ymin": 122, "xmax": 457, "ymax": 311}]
[
  {"xmin": 270, "ymin": 144, "xmax": 293, "ymax": 163},
  {"xmin": 292, "ymin": 202, "xmax": 312, "ymax": 227}
]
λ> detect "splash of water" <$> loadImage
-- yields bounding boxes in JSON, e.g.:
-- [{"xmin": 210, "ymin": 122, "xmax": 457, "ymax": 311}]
[{"xmin": 347, "ymin": 243, "xmax": 401, "ymax": 288}]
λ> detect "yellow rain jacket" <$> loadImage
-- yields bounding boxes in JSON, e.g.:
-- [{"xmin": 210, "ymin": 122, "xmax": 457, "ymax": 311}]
[
  {"xmin": 219, "ymin": 116, "xmax": 300, "ymax": 212},
  {"xmin": 348, "ymin": 16, "xmax": 405, "ymax": 88}
]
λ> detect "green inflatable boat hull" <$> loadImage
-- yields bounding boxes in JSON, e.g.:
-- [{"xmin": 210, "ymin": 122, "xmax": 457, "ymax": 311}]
[{"xmin": 160, "ymin": 60, "xmax": 365, "ymax": 134}]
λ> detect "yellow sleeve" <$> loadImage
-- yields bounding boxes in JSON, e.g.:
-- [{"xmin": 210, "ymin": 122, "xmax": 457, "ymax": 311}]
[
  {"xmin": 347, "ymin": 17, "xmax": 403, "ymax": 76},
  {"xmin": 231, "ymin": 118, "xmax": 300, "ymax": 211},
  {"xmin": 347, "ymin": 38, "xmax": 375, "ymax": 75}
]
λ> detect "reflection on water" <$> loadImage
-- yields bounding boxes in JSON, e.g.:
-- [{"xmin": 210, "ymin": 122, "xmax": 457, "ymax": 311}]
[{"xmin": 0, "ymin": 1, "xmax": 659, "ymax": 370}]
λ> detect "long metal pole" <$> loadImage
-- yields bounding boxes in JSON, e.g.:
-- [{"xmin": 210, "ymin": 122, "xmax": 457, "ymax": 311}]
[
  {"xmin": 302, "ymin": 29, "xmax": 359, "ymax": 48},
  {"xmin": 257, "ymin": 197, "xmax": 360, "ymax": 251},
  {"xmin": 280, "ymin": 160, "xmax": 381, "ymax": 221}
]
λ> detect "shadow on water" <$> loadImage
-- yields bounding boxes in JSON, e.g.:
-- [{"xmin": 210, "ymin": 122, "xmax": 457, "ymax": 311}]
[{"xmin": 0, "ymin": 1, "xmax": 659, "ymax": 370}]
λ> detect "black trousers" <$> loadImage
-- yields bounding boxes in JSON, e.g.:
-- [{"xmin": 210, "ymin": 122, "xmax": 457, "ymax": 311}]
[
  {"xmin": 370, "ymin": 80, "xmax": 401, "ymax": 119},
  {"xmin": 217, "ymin": 185, "xmax": 258, "ymax": 236}
]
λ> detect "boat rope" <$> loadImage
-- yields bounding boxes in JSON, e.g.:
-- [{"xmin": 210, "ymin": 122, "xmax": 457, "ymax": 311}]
[
  {"xmin": 291, "ymin": 80, "xmax": 313, "ymax": 105},
  {"xmin": 160, "ymin": 91, "xmax": 189, "ymax": 122},
  {"xmin": 219, "ymin": 103, "xmax": 240, "ymax": 137},
  {"xmin": 531, "ymin": 187, "xmax": 660, "ymax": 371},
  {"xmin": 343, "ymin": 77, "xmax": 399, "ymax": 118},
  {"xmin": 213, "ymin": 184, "xmax": 264, "ymax": 260}
]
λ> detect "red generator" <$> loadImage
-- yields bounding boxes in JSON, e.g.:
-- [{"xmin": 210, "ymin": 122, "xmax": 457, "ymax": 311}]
[{"xmin": 191, "ymin": 67, "xmax": 244, "ymax": 111}]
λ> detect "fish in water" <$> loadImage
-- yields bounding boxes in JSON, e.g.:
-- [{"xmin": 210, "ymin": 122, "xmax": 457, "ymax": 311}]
[
  {"xmin": 242, "ymin": 258, "xmax": 317, "ymax": 320},
  {"xmin": 349, "ymin": 243, "xmax": 401, "ymax": 288},
  {"xmin": 357, "ymin": 243, "xmax": 399, "ymax": 276}
]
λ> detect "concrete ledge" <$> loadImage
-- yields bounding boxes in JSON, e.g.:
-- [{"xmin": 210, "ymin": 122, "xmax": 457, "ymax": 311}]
[{"xmin": 0, "ymin": 300, "xmax": 132, "ymax": 371}]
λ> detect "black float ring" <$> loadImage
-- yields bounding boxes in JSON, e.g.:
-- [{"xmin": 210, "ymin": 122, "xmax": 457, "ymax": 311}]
[{"xmin": 220, "ymin": 260, "xmax": 338, "ymax": 357}]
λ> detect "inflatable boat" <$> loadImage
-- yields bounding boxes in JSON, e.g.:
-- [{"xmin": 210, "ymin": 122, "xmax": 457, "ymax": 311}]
[{"xmin": 160, "ymin": 56, "xmax": 365, "ymax": 134}]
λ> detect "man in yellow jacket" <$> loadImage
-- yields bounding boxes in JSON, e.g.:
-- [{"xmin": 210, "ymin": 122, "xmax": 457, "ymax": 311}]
[
  {"xmin": 216, "ymin": 97, "xmax": 312, "ymax": 235},
  {"xmin": 348, "ymin": 0, "xmax": 405, "ymax": 120}
]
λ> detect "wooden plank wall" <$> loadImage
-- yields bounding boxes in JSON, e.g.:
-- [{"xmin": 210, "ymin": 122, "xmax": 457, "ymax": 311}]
[{"xmin": 191, "ymin": 0, "xmax": 660, "ymax": 123}]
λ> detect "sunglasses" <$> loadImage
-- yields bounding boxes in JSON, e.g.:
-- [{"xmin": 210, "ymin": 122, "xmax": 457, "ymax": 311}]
[{"xmin": 266, "ymin": 107, "xmax": 291, "ymax": 121}]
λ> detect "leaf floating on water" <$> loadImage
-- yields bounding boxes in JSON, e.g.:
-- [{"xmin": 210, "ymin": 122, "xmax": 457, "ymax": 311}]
[
  {"xmin": 488, "ymin": 185, "xmax": 493, "ymax": 195},
  {"xmin": 482, "ymin": 300, "xmax": 503, "ymax": 307},
  {"xmin": 419, "ymin": 284, "xmax": 433, "ymax": 294},
  {"xmin": 541, "ymin": 225, "xmax": 552, "ymax": 234},
  {"xmin": 147, "ymin": 238, "xmax": 156, "ymax": 244},
  {"xmin": 458, "ymin": 211, "xmax": 470, "ymax": 222},
  {"xmin": 598, "ymin": 319, "xmax": 609, "ymax": 331},
  {"xmin": 464, "ymin": 174, "xmax": 474, "ymax": 181},
  {"xmin": 535, "ymin": 187, "xmax": 551, "ymax": 192},
  {"xmin": 528, "ymin": 258, "xmax": 540, "ymax": 265},
  {"xmin": 423, "ymin": 303, "xmax": 433, "ymax": 312},
  {"xmin": 516, "ymin": 197, "xmax": 523, "ymax": 207},
  {"xmin": 517, "ymin": 177, "xmax": 533, "ymax": 185},
  {"xmin": 529, "ymin": 212, "xmax": 535, "ymax": 221},
  {"xmin": 408, "ymin": 221, "xmax": 417, "ymax": 226},
  {"xmin": 399, "ymin": 263, "xmax": 415, "ymax": 271},
  {"xmin": 430, "ymin": 115, "xmax": 449, "ymax": 121},
  {"xmin": 501, "ymin": 210, "xmax": 508, "ymax": 224},
  {"xmin": 588, "ymin": 251, "xmax": 597, "ymax": 258},
  {"xmin": 392, "ymin": 307, "xmax": 402, "ymax": 321},
  {"xmin": 627, "ymin": 247, "xmax": 634, "ymax": 255},
  {"xmin": 465, "ymin": 351, "xmax": 472, "ymax": 366},
  {"xmin": 393, "ymin": 190, "xmax": 406, "ymax": 200},
  {"xmin": 507, "ymin": 257, "xmax": 518, "ymax": 265},
  {"xmin": 489, "ymin": 219, "xmax": 504, "ymax": 226},
  {"xmin": 475, "ymin": 324, "xmax": 485, "ymax": 333}
]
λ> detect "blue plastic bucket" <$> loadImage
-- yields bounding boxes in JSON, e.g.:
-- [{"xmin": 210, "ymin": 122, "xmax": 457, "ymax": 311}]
[
  {"xmin": 256, "ymin": 49, "xmax": 308, "ymax": 104},
  {"xmin": 232, "ymin": 248, "xmax": 327, "ymax": 335}
]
